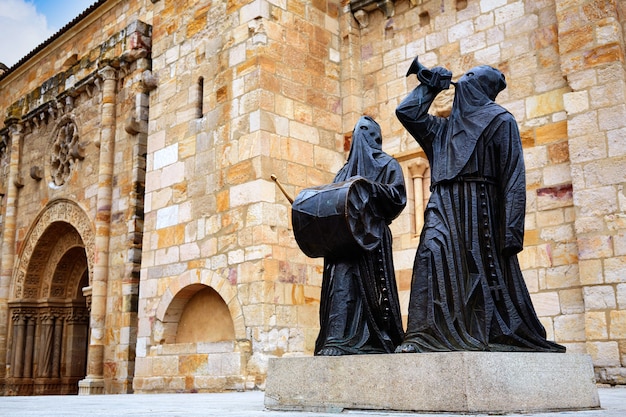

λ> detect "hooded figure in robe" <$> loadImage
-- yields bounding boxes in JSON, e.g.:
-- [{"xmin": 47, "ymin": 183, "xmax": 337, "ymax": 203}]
[
  {"xmin": 315, "ymin": 116, "xmax": 406, "ymax": 356},
  {"xmin": 395, "ymin": 64, "xmax": 565, "ymax": 353}
]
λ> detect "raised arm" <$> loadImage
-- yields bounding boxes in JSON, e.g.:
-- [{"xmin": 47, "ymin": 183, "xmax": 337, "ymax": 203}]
[{"xmin": 396, "ymin": 85, "xmax": 447, "ymax": 161}]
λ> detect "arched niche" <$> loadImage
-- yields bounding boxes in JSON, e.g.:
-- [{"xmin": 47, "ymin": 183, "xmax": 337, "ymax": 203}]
[
  {"xmin": 154, "ymin": 269, "xmax": 246, "ymax": 344},
  {"xmin": 161, "ymin": 284, "xmax": 235, "ymax": 344},
  {"xmin": 143, "ymin": 270, "xmax": 250, "ymax": 393}
]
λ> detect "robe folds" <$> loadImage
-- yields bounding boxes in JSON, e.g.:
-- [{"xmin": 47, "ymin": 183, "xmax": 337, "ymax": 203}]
[
  {"xmin": 396, "ymin": 67, "xmax": 565, "ymax": 353},
  {"xmin": 314, "ymin": 116, "xmax": 406, "ymax": 355}
]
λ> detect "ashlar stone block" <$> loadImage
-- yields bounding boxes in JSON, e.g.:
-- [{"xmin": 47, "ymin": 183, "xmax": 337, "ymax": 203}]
[
  {"xmin": 554, "ymin": 313, "xmax": 585, "ymax": 341},
  {"xmin": 583, "ymin": 285, "xmax": 617, "ymax": 310},
  {"xmin": 609, "ymin": 310, "xmax": 626, "ymax": 339},
  {"xmin": 587, "ymin": 341, "xmax": 621, "ymax": 367},
  {"xmin": 480, "ymin": 0, "xmax": 508, "ymax": 13},
  {"xmin": 265, "ymin": 353, "xmax": 600, "ymax": 414}
]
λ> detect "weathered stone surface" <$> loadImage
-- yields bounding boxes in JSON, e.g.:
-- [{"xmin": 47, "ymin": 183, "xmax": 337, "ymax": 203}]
[
  {"xmin": 265, "ymin": 353, "xmax": 600, "ymax": 413},
  {"xmin": 1, "ymin": 0, "xmax": 626, "ymax": 396}
]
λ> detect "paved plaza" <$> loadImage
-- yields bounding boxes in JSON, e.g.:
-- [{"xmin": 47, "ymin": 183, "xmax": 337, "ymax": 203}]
[{"xmin": 0, "ymin": 387, "xmax": 625, "ymax": 417}]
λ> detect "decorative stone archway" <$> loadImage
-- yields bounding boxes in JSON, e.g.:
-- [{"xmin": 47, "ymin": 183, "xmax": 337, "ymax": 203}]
[
  {"xmin": 12, "ymin": 199, "xmax": 95, "ymax": 297},
  {"xmin": 4, "ymin": 200, "xmax": 94, "ymax": 395}
]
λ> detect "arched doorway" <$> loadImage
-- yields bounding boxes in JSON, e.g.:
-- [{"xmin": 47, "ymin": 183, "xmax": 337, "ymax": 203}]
[{"xmin": 6, "ymin": 221, "xmax": 90, "ymax": 395}]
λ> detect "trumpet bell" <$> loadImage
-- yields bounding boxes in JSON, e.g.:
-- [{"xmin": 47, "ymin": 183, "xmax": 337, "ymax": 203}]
[
  {"xmin": 406, "ymin": 56, "xmax": 427, "ymax": 77},
  {"xmin": 405, "ymin": 56, "xmax": 452, "ymax": 90}
]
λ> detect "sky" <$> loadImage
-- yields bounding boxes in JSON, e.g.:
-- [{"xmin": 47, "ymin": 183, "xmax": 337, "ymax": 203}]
[{"xmin": 0, "ymin": 0, "xmax": 96, "ymax": 68}]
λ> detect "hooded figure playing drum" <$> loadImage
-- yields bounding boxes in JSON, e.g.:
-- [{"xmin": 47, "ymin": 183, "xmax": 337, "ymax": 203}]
[
  {"xmin": 301, "ymin": 115, "xmax": 406, "ymax": 356},
  {"xmin": 395, "ymin": 61, "xmax": 565, "ymax": 353}
]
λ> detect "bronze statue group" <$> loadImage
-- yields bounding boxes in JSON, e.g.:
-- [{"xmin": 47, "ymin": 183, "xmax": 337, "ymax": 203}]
[{"xmin": 298, "ymin": 59, "xmax": 565, "ymax": 356}]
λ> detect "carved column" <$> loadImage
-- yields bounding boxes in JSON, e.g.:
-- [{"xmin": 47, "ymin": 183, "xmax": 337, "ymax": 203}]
[
  {"xmin": 79, "ymin": 65, "xmax": 117, "ymax": 395},
  {"xmin": 52, "ymin": 315, "xmax": 63, "ymax": 378},
  {"xmin": 10, "ymin": 314, "xmax": 25, "ymax": 378},
  {"xmin": 37, "ymin": 313, "xmax": 54, "ymax": 378},
  {"xmin": 408, "ymin": 158, "xmax": 430, "ymax": 236},
  {"xmin": 23, "ymin": 314, "xmax": 35, "ymax": 378},
  {"xmin": 1, "ymin": 122, "xmax": 23, "ymax": 378}
]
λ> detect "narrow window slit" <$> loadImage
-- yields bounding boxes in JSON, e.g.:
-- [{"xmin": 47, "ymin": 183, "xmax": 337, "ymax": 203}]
[{"xmin": 196, "ymin": 77, "xmax": 204, "ymax": 118}]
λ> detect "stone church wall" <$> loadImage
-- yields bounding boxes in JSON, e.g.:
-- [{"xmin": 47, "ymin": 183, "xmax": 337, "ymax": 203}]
[
  {"xmin": 133, "ymin": 0, "xmax": 345, "ymax": 392},
  {"xmin": 0, "ymin": 1, "xmax": 154, "ymax": 394},
  {"xmin": 0, "ymin": 0, "xmax": 625, "ymax": 395}
]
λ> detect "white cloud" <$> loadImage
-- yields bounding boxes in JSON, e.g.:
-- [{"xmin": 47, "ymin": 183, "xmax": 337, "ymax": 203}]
[{"xmin": 0, "ymin": 0, "xmax": 55, "ymax": 67}]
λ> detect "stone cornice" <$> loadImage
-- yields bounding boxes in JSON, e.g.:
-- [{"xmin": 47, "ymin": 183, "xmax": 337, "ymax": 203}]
[
  {"xmin": 0, "ymin": 21, "xmax": 152, "ymax": 134},
  {"xmin": 350, "ymin": 0, "xmax": 396, "ymax": 20},
  {"xmin": 350, "ymin": 0, "xmax": 427, "ymax": 27}
]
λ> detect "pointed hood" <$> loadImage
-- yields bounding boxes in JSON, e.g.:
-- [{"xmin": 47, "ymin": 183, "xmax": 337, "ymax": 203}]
[
  {"xmin": 433, "ymin": 66, "xmax": 508, "ymax": 182},
  {"xmin": 336, "ymin": 116, "xmax": 393, "ymax": 182}
]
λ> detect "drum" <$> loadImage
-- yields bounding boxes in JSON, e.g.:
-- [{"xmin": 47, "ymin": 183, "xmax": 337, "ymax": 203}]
[{"xmin": 291, "ymin": 177, "xmax": 384, "ymax": 259}]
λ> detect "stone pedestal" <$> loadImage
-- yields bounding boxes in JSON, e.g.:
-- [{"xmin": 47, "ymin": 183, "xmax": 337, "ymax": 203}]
[
  {"xmin": 78, "ymin": 377, "xmax": 105, "ymax": 395},
  {"xmin": 264, "ymin": 352, "xmax": 600, "ymax": 414}
]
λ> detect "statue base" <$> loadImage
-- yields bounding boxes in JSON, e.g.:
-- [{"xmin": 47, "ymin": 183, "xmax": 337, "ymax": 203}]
[{"xmin": 264, "ymin": 352, "xmax": 600, "ymax": 414}]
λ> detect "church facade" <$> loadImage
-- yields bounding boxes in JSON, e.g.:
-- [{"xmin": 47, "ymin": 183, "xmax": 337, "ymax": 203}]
[{"xmin": 0, "ymin": 0, "xmax": 624, "ymax": 395}]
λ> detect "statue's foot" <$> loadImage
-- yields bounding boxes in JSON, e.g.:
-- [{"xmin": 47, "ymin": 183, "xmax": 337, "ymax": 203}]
[
  {"xmin": 317, "ymin": 346, "xmax": 345, "ymax": 356},
  {"xmin": 395, "ymin": 343, "xmax": 418, "ymax": 353}
]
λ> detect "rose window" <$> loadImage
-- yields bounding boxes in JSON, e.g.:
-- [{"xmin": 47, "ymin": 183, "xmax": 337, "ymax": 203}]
[{"xmin": 50, "ymin": 121, "xmax": 84, "ymax": 186}]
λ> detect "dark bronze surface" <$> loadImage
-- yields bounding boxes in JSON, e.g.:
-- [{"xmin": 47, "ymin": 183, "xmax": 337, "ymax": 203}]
[
  {"xmin": 396, "ymin": 60, "xmax": 565, "ymax": 353},
  {"xmin": 293, "ymin": 116, "xmax": 406, "ymax": 356}
]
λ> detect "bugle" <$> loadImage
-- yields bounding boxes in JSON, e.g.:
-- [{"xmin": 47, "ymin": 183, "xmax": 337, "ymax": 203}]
[{"xmin": 406, "ymin": 56, "xmax": 454, "ymax": 90}]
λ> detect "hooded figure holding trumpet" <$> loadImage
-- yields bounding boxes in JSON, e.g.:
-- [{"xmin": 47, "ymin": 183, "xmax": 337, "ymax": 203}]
[{"xmin": 395, "ymin": 59, "xmax": 565, "ymax": 353}]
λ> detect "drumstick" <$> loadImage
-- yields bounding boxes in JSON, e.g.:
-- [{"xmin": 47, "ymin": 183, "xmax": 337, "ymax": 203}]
[{"xmin": 271, "ymin": 174, "xmax": 294, "ymax": 204}]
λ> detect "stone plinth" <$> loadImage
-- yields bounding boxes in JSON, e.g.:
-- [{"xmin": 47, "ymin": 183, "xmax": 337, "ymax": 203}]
[
  {"xmin": 264, "ymin": 352, "xmax": 600, "ymax": 414},
  {"xmin": 78, "ymin": 377, "xmax": 105, "ymax": 395}
]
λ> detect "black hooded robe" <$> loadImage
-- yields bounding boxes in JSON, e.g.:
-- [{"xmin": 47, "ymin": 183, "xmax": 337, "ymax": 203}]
[
  {"xmin": 314, "ymin": 116, "xmax": 406, "ymax": 355},
  {"xmin": 395, "ymin": 66, "xmax": 565, "ymax": 352}
]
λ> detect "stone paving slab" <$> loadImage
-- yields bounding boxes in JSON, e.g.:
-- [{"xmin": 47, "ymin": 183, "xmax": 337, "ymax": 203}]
[{"xmin": 0, "ymin": 388, "xmax": 624, "ymax": 417}]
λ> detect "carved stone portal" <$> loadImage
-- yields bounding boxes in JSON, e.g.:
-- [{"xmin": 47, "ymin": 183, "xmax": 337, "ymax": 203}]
[{"xmin": 5, "ymin": 201, "xmax": 94, "ymax": 395}]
